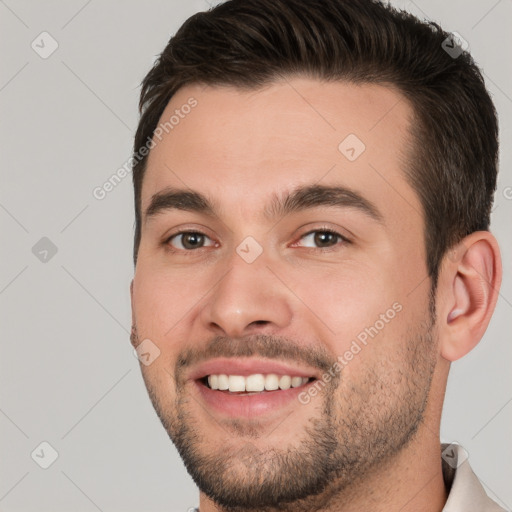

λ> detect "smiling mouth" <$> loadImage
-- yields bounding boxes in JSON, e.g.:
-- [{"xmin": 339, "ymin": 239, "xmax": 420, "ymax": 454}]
[{"xmin": 199, "ymin": 373, "xmax": 314, "ymax": 394}]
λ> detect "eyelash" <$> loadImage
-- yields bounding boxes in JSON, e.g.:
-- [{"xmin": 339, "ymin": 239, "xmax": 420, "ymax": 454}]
[
  {"xmin": 164, "ymin": 227, "xmax": 351, "ymax": 254},
  {"xmin": 293, "ymin": 227, "xmax": 351, "ymax": 251}
]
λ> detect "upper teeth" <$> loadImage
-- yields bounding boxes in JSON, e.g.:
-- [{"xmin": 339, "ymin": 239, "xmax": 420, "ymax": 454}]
[{"xmin": 207, "ymin": 374, "xmax": 309, "ymax": 392}]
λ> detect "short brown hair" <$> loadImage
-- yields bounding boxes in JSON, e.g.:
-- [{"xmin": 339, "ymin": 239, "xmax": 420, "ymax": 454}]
[{"xmin": 132, "ymin": 0, "xmax": 499, "ymax": 288}]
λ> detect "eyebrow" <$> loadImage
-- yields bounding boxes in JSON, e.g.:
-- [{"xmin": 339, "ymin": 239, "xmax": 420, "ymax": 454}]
[
  {"xmin": 265, "ymin": 184, "xmax": 383, "ymax": 223},
  {"xmin": 144, "ymin": 184, "xmax": 384, "ymax": 224}
]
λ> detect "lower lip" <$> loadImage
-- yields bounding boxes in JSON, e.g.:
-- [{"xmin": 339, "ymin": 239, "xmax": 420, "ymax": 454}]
[{"xmin": 194, "ymin": 380, "xmax": 313, "ymax": 419}]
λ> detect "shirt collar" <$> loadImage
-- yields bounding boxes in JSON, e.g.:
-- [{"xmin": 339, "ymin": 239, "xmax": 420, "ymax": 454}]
[{"xmin": 441, "ymin": 443, "xmax": 505, "ymax": 511}]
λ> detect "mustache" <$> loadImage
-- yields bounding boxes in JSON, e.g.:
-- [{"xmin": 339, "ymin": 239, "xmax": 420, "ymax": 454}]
[{"xmin": 174, "ymin": 334, "xmax": 338, "ymax": 382}]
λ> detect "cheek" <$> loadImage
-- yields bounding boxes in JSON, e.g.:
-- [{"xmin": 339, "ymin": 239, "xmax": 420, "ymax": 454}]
[
  {"xmin": 132, "ymin": 262, "xmax": 207, "ymax": 337},
  {"xmin": 132, "ymin": 270, "xmax": 182, "ymax": 395},
  {"xmin": 283, "ymin": 263, "xmax": 400, "ymax": 347}
]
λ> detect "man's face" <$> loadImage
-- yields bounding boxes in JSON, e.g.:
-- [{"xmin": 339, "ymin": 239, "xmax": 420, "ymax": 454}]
[{"xmin": 131, "ymin": 79, "xmax": 439, "ymax": 509}]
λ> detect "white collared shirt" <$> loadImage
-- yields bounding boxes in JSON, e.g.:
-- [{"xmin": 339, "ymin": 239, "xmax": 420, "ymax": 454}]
[{"xmin": 441, "ymin": 443, "xmax": 506, "ymax": 511}]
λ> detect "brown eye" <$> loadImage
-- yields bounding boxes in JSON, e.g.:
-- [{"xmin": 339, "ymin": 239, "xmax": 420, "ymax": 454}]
[
  {"xmin": 314, "ymin": 231, "xmax": 339, "ymax": 247},
  {"xmin": 299, "ymin": 230, "xmax": 345, "ymax": 248},
  {"xmin": 168, "ymin": 231, "xmax": 213, "ymax": 250}
]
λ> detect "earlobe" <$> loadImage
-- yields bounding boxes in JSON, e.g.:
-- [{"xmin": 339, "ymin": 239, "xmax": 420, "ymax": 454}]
[{"xmin": 440, "ymin": 232, "xmax": 502, "ymax": 362}]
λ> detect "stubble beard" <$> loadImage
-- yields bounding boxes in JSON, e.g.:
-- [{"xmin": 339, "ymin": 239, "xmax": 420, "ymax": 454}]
[{"xmin": 136, "ymin": 308, "xmax": 437, "ymax": 512}]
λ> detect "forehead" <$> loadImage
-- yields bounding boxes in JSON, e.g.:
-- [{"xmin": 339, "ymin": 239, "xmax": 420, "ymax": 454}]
[{"xmin": 141, "ymin": 78, "xmax": 421, "ymax": 226}]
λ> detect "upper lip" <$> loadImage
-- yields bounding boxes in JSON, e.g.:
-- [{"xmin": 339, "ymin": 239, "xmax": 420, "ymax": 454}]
[{"xmin": 188, "ymin": 357, "xmax": 321, "ymax": 381}]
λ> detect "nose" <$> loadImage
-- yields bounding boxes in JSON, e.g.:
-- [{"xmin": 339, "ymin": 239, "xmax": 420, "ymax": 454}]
[{"xmin": 199, "ymin": 251, "xmax": 293, "ymax": 339}]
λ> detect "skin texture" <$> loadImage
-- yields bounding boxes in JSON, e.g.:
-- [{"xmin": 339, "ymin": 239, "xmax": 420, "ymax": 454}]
[{"xmin": 130, "ymin": 78, "xmax": 502, "ymax": 512}]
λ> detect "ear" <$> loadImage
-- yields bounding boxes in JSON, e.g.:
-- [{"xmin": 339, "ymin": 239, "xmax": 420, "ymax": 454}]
[
  {"xmin": 129, "ymin": 279, "xmax": 138, "ymax": 348},
  {"xmin": 437, "ymin": 231, "xmax": 502, "ymax": 362}
]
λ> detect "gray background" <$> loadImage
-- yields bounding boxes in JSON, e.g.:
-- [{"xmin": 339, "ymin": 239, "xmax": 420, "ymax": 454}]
[{"xmin": 1, "ymin": 1, "xmax": 510, "ymax": 510}]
